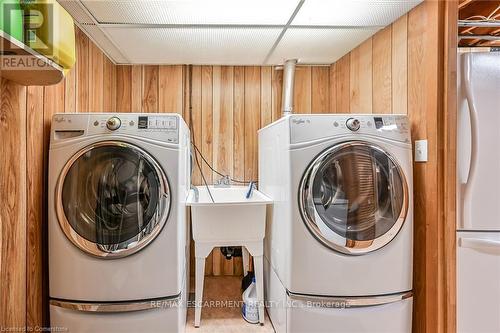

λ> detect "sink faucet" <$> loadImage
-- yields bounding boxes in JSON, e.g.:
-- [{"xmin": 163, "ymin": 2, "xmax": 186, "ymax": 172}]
[
  {"xmin": 214, "ymin": 175, "xmax": 230, "ymax": 188},
  {"xmin": 191, "ymin": 185, "xmax": 199, "ymax": 202},
  {"xmin": 245, "ymin": 181, "xmax": 256, "ymax": 199}
]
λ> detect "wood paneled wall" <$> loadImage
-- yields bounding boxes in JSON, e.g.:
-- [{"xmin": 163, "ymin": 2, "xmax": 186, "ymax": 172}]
[
  {"xmin": 0, "ymin": 77, "xmax": 27, "ymax": 329},
  {"xmin": 0, "ymin": 28, "xmax": 333, "ymax": 329},
  {"xmin": 328, "ymin": 1, "xmax": 457, "ymax": 332},
  {"xmin": 1, "ymin": 28, "xmax": 117, "ymax": 330},
  {"xmin": 0, "ymin": 1, "xmax": 455, "ymax": 332},
  {"xmin": 101, "ymin": 65, "xmax": 334, "ymax": 277},
  {"xmin": 329, "ymin": 15, "xmax": 408, "ymax": 114}
]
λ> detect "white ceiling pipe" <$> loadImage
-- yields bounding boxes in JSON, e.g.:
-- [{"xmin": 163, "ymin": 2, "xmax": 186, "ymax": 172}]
[{"xmin": 281, "ymin": 59, "xmax": 298, "ymax": 117}]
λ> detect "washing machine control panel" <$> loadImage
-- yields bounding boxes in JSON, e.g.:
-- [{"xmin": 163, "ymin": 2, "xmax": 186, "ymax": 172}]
[
  {"xmin": 137, "ymin": 115, "xmax": 177, "ymax": 130},
  {"xmin": 290, "ymin": 115, "xmax": 410, "ymax": 144},
  {"xmin": 87, "ymin": 114, "xmax": 180, "ymax": 143},
  {"xmin": 346, "ymin": 118, "xmax": 361, "ymax": 131},
  {"xmin": 106, "ymin": 116, "xmax": 121, "ymax": 131}
]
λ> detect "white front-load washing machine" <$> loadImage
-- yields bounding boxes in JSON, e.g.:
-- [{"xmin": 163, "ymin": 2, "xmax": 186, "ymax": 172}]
[
  {"xmin": 48, "ymin": 113, "xmax": 190, "ymax": 333},
  {"xmin": 259, "ymin": 114, "xmax": 413, "ymax": 333}
]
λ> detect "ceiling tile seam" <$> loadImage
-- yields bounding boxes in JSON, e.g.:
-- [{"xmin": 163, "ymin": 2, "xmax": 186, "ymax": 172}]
[
  {"xmin": 76, "ymin": 0, "xmax": 130, "ymax": 64},
  {"xmin": 73, "ymin": 21, "xmax": 125, "ymax": 65},
  {"xmin": 98, "ymin": 24, "xmax": 287, "ymax": 29},
  {"xmin": 95, "ymin": 23, "xmax": 387, "ymax": 29},
  {"xmin": 72, "ymin": 0, "xmax": 398, "ymax": 65},
  {"xmin": 263, "ymin": 0, "xmax": 306, "ymax": 65}
]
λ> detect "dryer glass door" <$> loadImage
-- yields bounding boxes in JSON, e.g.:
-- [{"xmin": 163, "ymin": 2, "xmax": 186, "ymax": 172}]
[
  {"xmin": 299, "ymin": 141, "xmax": 408, "ymax": 255},
  {"xmin": 56, "ymin": 141, "xmax": 170, "ymax": 258}
]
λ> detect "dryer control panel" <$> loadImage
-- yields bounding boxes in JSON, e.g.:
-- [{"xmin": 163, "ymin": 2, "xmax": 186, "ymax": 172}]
[{"xmin": 289, "ymin": 114, "xmax": 410, "ymax": 144}]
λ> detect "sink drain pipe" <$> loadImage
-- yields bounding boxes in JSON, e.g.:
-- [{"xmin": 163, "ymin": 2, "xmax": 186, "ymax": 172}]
[{"xmin": 281, "ymin": 59, "xmax": 298, "ymax": 117}]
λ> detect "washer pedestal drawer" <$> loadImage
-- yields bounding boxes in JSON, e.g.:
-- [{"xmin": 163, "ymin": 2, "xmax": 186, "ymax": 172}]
[{"xmin": 50, "ymin": 289, "xmax": 187, "ymax": 333}]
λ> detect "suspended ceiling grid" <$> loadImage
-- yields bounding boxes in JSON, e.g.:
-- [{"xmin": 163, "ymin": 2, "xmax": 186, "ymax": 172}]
[{"xmin": 58, "ymin": 0, "xmax": 423, "ymax": 65}]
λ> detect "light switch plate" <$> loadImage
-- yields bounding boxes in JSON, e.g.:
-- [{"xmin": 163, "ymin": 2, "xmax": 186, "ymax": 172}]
[{"xmin": 415, "ymin": 140, "xmax": 428, "ymax": 162}]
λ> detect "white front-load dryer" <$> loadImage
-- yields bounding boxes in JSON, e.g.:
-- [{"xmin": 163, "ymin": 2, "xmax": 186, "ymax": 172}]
[
  {"xmin": 259, "ymin": 114, "xmax": 413, "ymax": 333},
  {"xmin": 48, "ymin": 113, "xmax": 190, "ymax": 333}
]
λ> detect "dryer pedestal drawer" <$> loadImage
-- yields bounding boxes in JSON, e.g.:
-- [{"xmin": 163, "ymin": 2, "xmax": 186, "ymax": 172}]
[
  {"xmin": 265, "ymin": 257, "xmax": 413, "ymax": 333},
  {"xmin": 287, "ymin": 297, "xmax": 413, "ymax": 333}
]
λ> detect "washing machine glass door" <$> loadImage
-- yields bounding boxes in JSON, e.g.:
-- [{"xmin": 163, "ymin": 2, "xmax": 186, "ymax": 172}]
[
  {"xmin": 299, "ymin": 141, "xmax": 408, "ymax": 255},
  {"xmin": 56, "ymin": 141, "xmax": 170, "ymax": 258}
]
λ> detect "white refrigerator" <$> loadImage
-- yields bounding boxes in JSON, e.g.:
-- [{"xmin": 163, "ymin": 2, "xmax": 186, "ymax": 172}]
[{"xmin": 457, "ymin": 51, "xmax": 500, "ymax": 333}]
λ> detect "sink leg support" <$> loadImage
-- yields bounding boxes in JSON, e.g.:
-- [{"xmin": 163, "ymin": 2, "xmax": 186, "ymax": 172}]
[
  {"xmin": 194, "ymin": 243, "xmax": 213, "ymax": 328},
  {"xmin": 244, "ymin": 241, "xmax": 265, "ymax": 326},
  {"xmin": 194, "ymin": 241, "xmax": 264, "ymax": 327},
  {"xmin": 253, "ymin": 255, "xmax": 265, "ymax": 325},
  {"xmin": 242, "ymin": 246, "xmax": 250, "ymax": 276},
  {"xmin": 194, "ymin": 257, "xmax": 205, "ymax": 328}
]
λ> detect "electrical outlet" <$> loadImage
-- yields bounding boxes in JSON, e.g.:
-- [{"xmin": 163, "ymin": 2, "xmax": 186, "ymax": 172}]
[{"xmin": 415, "ymin": 140, "xmax": 428, "ymax": 162}]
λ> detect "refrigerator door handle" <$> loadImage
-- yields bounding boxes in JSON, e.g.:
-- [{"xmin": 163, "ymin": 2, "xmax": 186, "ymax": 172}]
[
  {"xmin": 459, "ymin": 54, "xmax": 480, "ymax": 230},
  {"xmin": 459, "ymin": 237, "xmax": 500, "ymax": 255},
  {"xmin": 462, "ymin": 54, "xmax": 478, "ymax": 186}
]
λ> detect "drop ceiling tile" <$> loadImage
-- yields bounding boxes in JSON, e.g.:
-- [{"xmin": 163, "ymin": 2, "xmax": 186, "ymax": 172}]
[
  {"xmin": 81, "ymin": 0, "xmax": 300, "ymax": 25},
  {"xmin": 82, "ymin": 25, "xmax": 129, "ymax": 63},
  {"xmin": 58, "ymin": 0, "xmax": 95, "ymax": 24},
  {"xmin": 292, "ymin": 0, "xmax": 422, "ymax": 26},
  {"xmin": 102, "ymin": 27, "xmax": 282, "ymax": 64},
  {"xmin": 266, "ymin": 27, "xmax": 380, "ymax": 65}
]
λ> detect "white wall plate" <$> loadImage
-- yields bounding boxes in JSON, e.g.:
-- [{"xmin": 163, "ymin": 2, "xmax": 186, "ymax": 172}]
[{"xmin": 414, "ymin": 140, "xmax": 428, "ymax": 162}]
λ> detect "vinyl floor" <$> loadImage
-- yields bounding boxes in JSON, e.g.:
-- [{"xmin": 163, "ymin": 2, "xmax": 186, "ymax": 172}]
[{"xmin": 185, "ymin": 276, "xmax": 275, "ymax": 333}]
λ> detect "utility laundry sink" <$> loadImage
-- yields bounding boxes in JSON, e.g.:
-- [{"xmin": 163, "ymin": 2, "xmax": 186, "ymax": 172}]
[
  {"xmin": 187, "ymin": 185, "xmax": 272, "ymax": 243},
  {"xmin": 187, "ymin": 185, "xmax": 273, "ymax": 327}
]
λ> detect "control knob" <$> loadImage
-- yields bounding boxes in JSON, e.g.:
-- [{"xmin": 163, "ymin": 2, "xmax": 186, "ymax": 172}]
[
  {"xmin": 106, "ymin": 117, "xmax": 121, "ymax": 131},
  {"xmin": 346, "ymin": 118, "xmax": 360, "ymax": 131}
]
